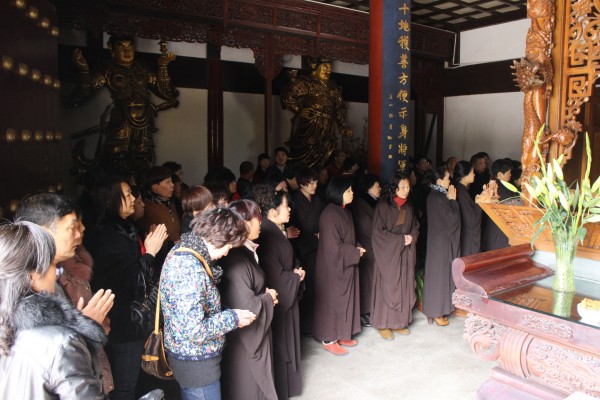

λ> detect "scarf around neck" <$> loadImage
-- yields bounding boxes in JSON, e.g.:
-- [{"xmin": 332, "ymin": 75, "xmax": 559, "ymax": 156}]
[{"xmin": 430, "ymin": 184, "xmax": 448, "ymax": 194}]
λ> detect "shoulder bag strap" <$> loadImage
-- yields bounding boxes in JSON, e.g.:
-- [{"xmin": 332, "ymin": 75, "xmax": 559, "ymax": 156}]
[{"xmin": 175, "ymin": 247, "xmax": 214, "ymax": 281}]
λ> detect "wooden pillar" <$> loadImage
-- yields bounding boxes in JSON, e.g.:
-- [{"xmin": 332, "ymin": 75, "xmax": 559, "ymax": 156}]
[
  {"xmin": 368, "ymin": 0, "xmax": 383, "ymax": 177},
  {"xmin": 368, "ymin": 0, "xmax": 412, "ymax": 180},
  {"xmin": 207, "ymin": 44, "xmax": 223, "ymax": 169}
]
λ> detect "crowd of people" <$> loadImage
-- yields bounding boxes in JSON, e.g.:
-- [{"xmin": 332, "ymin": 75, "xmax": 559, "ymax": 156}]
[{"xmin": 0, "ymin": 146, "xmax": 522, "ymax": 400}]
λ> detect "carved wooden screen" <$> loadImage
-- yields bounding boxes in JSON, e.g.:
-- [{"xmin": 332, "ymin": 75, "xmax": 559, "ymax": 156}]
[
  {"xmin": 548, "ymin": 0, "xmax": 600, "ymax": 166},
  {"xmin": 0, "ymin": 0, "xmax": 62, "ymax": 220}
]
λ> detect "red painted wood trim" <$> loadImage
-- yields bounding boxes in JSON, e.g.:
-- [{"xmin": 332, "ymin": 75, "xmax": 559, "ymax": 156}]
[{"xmin": 368, "ymin": 0, "xmax": 383, "ymax": 177}]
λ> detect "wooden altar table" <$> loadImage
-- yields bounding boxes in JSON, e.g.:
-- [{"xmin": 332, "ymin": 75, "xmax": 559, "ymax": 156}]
[{"xmin": 452, "ymin": 244, "xmax": 600, "ymax": 399}]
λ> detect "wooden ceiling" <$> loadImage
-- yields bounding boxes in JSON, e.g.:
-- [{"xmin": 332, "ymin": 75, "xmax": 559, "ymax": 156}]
[{"xmin": 307, "ymin": 0, "xmax": 527, "ymax": 32}]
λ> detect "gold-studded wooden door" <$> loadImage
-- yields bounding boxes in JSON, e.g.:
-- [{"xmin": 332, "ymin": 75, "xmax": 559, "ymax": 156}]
[{"xmin": 0, "ymin": 0, "xmax": 61, "ymax": 220}]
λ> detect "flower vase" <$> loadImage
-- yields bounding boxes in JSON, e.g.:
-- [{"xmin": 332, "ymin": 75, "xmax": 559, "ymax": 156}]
[
  {"xmin": 551, "ymin": 231, "xmax": 577, "ymax": 293},
  {"xmin": 552, "ymin": 289, "xmax": 575, "ymax": 318}
]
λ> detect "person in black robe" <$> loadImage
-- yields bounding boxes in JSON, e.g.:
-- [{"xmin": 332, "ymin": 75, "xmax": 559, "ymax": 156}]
[
  {"xmin": 254, "ymin": 185, "xmax": 304, "ymax": 400},
  {"xmin": 453, "ymin": 161, "xmax": 494, "ymax": 257},
  {"xmin": 350, "ymin": 173, "xmax": 381, "ymax": 327},
  {"xmin": 290, "ymin": 168, "xmax": 323, "ymax": 335},
  {"xmin": 371, "ymin": 174, "xmax": 419, "ymax": 340},
  {"xmin": 468, "ymin": 152, "xmax": 491, "ymax": 199},
  {"xmin": 422, "ymin": 166, "xmax": 460, "ymax": 327},
  {"xmin": 221, "ymin": 200, "xmax": 278, "ymax": 400},
  {"xmin": 313, "ymin": 177, "xmax": 365, "ymax": 356},
  {"xmin": 482, "ymin": 158, "xmax": 513, "ymax": 251}
]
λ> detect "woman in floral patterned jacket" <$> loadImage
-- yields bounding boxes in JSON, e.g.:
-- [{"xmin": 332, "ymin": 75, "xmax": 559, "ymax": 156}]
[{"xmin": 160, "ymin": 207, "xmax": 257, "ymax": 400}]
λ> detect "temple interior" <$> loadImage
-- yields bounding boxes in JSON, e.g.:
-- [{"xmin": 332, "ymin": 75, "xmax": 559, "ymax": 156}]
[{"xmin": 1, "ymin": 0, "xmax": 600, "ymax": 399}]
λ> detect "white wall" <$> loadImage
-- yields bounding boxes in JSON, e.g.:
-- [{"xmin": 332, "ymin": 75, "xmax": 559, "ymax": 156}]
[
  {"xmin": 460, "ymin": 19, "xmax": 529, "ymax": 65},
  {"xmin": 153, "ymin": 88, "xmax": 208, "ymax": 186},
  {"xmin": 223, "ymin": 91, "xmax": 265, "ymax": 176},
  {"xmin": 444, "ymin": 92, "xmax": 524, "ymax": 162},
  {"xmin": 443, "ymin": 19, "xmax": 529, "ymax": 163}
]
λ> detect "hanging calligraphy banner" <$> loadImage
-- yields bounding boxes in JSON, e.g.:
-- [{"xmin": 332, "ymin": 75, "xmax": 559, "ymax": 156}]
[{"xmin": 380, "ymin": 0, "xmax": 411, "ymax": 180}]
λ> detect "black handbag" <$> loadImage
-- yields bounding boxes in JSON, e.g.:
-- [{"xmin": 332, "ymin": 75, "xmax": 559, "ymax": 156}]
[{"xmin": 131, "ymin": 268, "xmax": 158, "ymax": 339}]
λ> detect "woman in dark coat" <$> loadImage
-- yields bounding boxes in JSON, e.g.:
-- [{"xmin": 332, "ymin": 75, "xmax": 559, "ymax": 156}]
[
  {"xmin": 254, "ymin": 185, "xmax": 304, "ymax": 400},
  {"xmin": 371, "ymin": 174, "xmax": 419, "ymax": 340},
  {"xmin": 313, "ymin": 177, "xmax": 365, "ymax": 356},
  {"xmin": 350, "ymin": 173, "xmax": 381, "ymax": 327},
  {"xmin": 221, "ymin": 200, "xmax": 278, "ymax": 400},
  {"xmin": 422, "ymin": 166, "xmax": 460, "ymax": 327},
  {"xmin": 89, "ymin": 176, "xmax": 168, "ymax": 400},
  {"xmin": 290, "ymin": 168, "xmax": 323, "ymax": 334},
  {"xmin": 453, "ymin": 161, "xmax": 495, "ymax": 257}
]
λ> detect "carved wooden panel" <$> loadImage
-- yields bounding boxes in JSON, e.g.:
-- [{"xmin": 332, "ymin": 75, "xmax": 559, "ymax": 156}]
[
  {"xmin": 479, "ymin": 203, "xmax": 600, "ymax": 261},
  {"xmin": 52, "ymin": 0, "xmax": 457, "ymax": 66},
  {"xmin": 548, "ymin": 0, "xmax": 600, "ymax": 167}
]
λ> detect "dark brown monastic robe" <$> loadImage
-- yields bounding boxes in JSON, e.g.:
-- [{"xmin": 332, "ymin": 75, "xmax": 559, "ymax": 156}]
[
  {"xmin": 220, "ymin": 245, "xmax": 277, "ymax": 400},
  {"xmin": 370, "ymin": 200, "xmax": 419, "ymax": 329},
  {"xmin": 256, "ymin": 219, "xmax": 302, "ymax": 400},
  {"xmin": 350, "ymin": 194, "xmax": 377, "ymax": 315},
  {"xmin": 290, "ymin": 190, "xmax": 323, "ymax": 334},
  {"xmin": 481, "ymin": 181, "xmax": 511, "ymax": 252},
  {"xmin": 422, "ymin": 190, "xmax": 461, "ymax": 318},
  {"xmin": 313, "ymin": 204, "xmax": 362, "ymax": 342},
  {"xmin": 456, "ymin": 183, "xmax": 482, "ymax": 256}
]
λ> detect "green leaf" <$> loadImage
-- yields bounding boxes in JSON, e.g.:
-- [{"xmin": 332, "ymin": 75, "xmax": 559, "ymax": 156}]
[
  {"xmin": 577, "ymin": 227, "xmax": 587, "ymax": 244},
  {"xmin": 585, "ymin": 197, "xmax": 600, "ymax": 208},
  {"xmin": 531, "ymin": 221, "xmax": 547, "ymax": 245},
  {"xmin": 589, "ymin": 207, "xmax": 600, "ymax": 214},
  {"xmin": 500, "ymin": 180, "xmax": 519, "ymax": 193}
]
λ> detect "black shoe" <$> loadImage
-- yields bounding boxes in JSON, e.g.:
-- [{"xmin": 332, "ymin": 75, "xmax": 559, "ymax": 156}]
[{"xmin": 360, "ymin": 314, "xmax": 371, "ymax": 327}]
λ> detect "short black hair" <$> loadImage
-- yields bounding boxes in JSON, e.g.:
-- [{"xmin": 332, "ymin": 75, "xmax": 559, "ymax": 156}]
[
  {"xmin": 296, "ymin": 168, "xmax": 318, "ymax": 188},
  {"xmin": 423, "ymin": 166, "xmax": 448, "ymax": 186},
  {"xmin": 326, "ymin": 177, "xmax": 353, "ymax": 206},
  {"xmin": 257, "ymin": 153, "xmax": 270, "ymax": 162},
  {"xmin": 162, "ymin": 161, "xmax": 182, "ymax": 173},
  {"xmin": 274, "ymin": 147, "xmax": 289, "ymax": 157},
  {"xmin": 16, "ymin": 193, "xmax": 77, "ymax": 231},
  {"xmin": 144, "ymin": 166, "xmax": 173, "ymax": 188},
  {"xmin": 204, "ymin": 182, "xmax": 229, "ymax": 203},
  {"xmin": 356, "ymin": 173, "xmax": 379, "ymax": 194},
  {"xmin": 470, "ymin": 152, "xmax": 488, "ymax": 164},
  {"xmin": 204, "ymin": 167, "xmax": 236, "ymax": 186},
  {"xmin": 492, "ymin": 158, "xmax": 512, "ymax": 178},
  {"xmin": 239, "ymin": 161, "xmax": 254, "ymax": 176},
  {"xmin": 452, "ymin": 161, "xmax": 473, "ymax": 184},
  {"xmin": 342, "ymin": 157, "xmax": 359, "ymax": 172}
]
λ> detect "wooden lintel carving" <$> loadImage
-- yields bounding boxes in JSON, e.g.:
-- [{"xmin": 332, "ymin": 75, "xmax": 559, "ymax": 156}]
[{"xmin": 51, "ymin": 0, "xmax": 456, "ymax": 65}]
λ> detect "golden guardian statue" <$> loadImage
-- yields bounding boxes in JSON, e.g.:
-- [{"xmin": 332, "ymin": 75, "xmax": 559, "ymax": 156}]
[
  {"xmin": 281, "ymin": 58, "xmax": 352, "ymax": 167},
  {"xmin": 68, "ymin": 35, "xmax": 179, "ymax": 178}
]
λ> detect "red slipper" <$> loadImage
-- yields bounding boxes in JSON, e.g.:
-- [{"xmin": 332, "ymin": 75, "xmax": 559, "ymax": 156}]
[
  {"xmin": 338, "ymin": 339, "xmax": 358, "ymax": 347},
  {"xmin": 323, "ymin": 342, "xmax": 348, "ymax": 355}
]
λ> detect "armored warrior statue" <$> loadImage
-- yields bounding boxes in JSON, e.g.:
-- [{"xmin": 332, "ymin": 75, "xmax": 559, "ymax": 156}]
[
  {"xmin": 68, "ymin": 35, "xmax": 179, "ymax": 178},
  {"xmin": 281, "ymin": 58, "xmax": 352, "ymax": 167}
]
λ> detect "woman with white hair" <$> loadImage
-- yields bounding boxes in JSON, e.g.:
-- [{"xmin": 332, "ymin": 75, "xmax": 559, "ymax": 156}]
[{"xmin": 0, "ymin": 221, "xmax": 106, "ymax": 398}]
